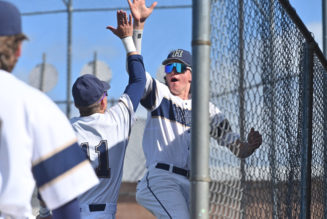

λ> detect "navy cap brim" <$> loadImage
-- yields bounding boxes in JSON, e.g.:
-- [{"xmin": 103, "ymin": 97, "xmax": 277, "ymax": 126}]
[
  {"xmin": 102, "ymin": 81, "xmax": 110, "ymax": 91},
  {"xmin": 17, "ymin": 33, "xmax": 28, "ymax": 41},
  {"xmin": 162, "ymin": 58, "xmax": 191, "ymax": 67}
]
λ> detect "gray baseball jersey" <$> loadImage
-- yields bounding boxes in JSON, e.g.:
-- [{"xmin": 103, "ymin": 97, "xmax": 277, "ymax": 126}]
[{"xmin": 70, "ymin": 94, "xmax": 134, "ymax": 214}]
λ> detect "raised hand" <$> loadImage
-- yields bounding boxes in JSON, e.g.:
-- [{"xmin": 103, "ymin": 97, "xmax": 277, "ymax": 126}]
[
  {"xmin": 247, "ymin": 128, "xmax": 262, "ymax": 151},
  {"xmin": 127, "ymin": 0, "xmax": 157, "ymax": 24},
  {"xmin": 106, "ymin": 10, "xmax": 133, "ymax": 39}
]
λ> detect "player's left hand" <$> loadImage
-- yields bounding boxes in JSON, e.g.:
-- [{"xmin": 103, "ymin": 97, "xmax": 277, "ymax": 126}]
[
  {"xmin": 106, "ymin": 10, "xmax": 133, "ymax": 39},
  {"xmin": 127, "ymin": 0, "xmax": 157, "ymax": 23},
  {"xmin": 247, "ymin": 127, "xmax": 262, "ymax": 152}
]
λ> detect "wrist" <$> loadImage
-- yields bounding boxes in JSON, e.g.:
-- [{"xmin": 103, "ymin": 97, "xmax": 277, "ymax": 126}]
[
  {"xmin": 133, "ymin": 20, "xmax": 144, "ymax": 29},
  {"xmin": 122, "ymin": 36, "xmax": 137, "ymax": 54},
  {"xmin": 133, "ymin": 29, "xmax": 143, "ymax": 42},
  {"xmin": 243, "ymin": 142, "xmax": 256, "ymax": 156},
  {"xmin": 132, "ymin": 29, "xmax": 143, "ymax": 54}
]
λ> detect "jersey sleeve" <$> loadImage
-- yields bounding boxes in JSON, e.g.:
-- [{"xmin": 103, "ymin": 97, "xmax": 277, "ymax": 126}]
[
  {"xmin": 209, "ymin": 102, "xmax": 240, "ymax": 146},
  {"xmin": 140, "ymin": 72, "xmax": 169, "ymax": 111},
  {"xmin": 107, "ymin": 93, "xmax": 135, "ymax": 128},
  {"xmin": 30, "ymin": 96, "xmax": 98, "ymax": 210},
  {"xmin": 123, "ymin": 54, "xmax": 146, "ymax": 112}
]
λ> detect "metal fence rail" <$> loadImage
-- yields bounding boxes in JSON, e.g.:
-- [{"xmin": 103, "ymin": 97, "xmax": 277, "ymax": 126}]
[{"xmin": 208, "ymin": 0, "xmax": 327, "ymax": 218}]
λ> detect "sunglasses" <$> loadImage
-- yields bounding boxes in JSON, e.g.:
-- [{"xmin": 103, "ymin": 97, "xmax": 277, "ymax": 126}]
[
  {"xmin": 165, "ymin": 62, "xmax": 189, "ymax": 74},
  {"xmin": 97, "ymin": 91, "xmax": 108, "ymax": 103}
]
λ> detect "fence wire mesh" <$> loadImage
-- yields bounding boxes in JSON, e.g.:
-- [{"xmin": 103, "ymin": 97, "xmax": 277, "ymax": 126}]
[
  {"xmin": 311, "ymin": 54, "xmax": 327, "ymax": 219},
  {"xmin": 209, "ymin": 0, "xmax": 327, "ymax": 218}
]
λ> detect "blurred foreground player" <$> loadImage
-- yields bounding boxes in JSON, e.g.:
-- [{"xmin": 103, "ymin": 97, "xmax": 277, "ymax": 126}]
[{"xmin": 0, "ymin": 1, "xmax": 98, "ymax": 218}]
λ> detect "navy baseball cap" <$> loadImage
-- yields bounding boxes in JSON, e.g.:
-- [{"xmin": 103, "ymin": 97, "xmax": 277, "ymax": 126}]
[
  {"xmin": 0, "ymin": 1, "xmax": 27, "ymax": 37},
  {"xmin": 162, "ymin": 49, "xmax": 192, "ymax": 67},
  {"xmin": 72, "ymin": 74, "xmax": 110, "ymax": 107}
]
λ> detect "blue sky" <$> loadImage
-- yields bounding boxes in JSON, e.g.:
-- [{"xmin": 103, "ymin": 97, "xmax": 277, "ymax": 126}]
[
  {"xmin": 10, "ymin": 0, "xmax": 191, "ymax": 118},
  {"xmin": 291, "ymin": 0, "xmax": 323, "ymax": 47},
  {"xmin": 9, "ymin": 0, "xmax": 322, "ymax": 118}
]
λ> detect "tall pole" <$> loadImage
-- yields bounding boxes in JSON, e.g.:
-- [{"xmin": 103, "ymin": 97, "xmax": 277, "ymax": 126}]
[
  {"xmin": 66, "ymin": 0, "xmax": 72, "ymax": 118},
  {"xmin": 321, "ymin": 1, "xmax": 327, "ymax": 218},
  {"xmin": 300, "ymin": 42, "xmax": 314, "ymax": 219},
  {"xmin": 269, "ymin": 1, "xmax": 278, "ymax": 218},
  {"xmin": 40, "ymin": 53, "xmax": 46, "ymax": 92},
  {"xmin": 238, "ymin": 0, "xmax": 246, "ymax": 216},
  {"xmin": 93, "ymin": 51, "xmax": 97, "ymax": 77},
  {"xmin": 323, "ymin": 0, "xmax": 327, "ymax": 57},
  {"xmin": 191, "ymin": 0, "xmax": 211, "ymax": 218}
]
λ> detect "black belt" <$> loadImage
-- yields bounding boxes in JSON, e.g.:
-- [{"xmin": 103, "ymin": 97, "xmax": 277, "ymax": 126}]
[
  {"xmin": 155, "ymin": 163, "xmax": 189, "ymax": 178},
  {"xmin": 89, "ymin": 204, "xmax": 106, "ymax": 212}
]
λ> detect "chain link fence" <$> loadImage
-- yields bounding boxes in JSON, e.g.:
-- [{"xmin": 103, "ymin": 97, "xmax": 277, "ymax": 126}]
[{"xmin": 209, "ymin": 0, "xmax": 327, "ymax": 218}]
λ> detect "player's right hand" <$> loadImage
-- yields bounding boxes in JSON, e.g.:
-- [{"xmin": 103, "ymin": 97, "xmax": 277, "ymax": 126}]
[
  {"xmin": 127, "ymin": 0, "xmax": 157, "ymax": 23},
  {"xmin": 106, "ymin": 10, "xmax": 133, "ymax": 39}
]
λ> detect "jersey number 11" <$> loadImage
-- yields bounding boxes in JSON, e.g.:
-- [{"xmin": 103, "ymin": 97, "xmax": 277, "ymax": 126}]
[{"xmin": 81, "ymin": 140, "xmax": 111, "ymax": 178}]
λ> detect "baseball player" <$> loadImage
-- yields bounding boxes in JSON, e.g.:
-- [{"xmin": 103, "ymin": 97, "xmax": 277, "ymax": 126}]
[
  {"xmin": 127, "ymin": 1, "xmax": 263, "ymax": 218},
  {"xmin": 69, "ymin": 10, "xmax": 146, "ymax": 218},
  {"xmin": 0, "ymin": 1, "xmax": 99, "ymax": 219}
]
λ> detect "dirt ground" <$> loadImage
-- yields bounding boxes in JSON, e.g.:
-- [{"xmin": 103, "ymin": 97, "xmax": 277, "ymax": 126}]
[
  {"xmin": 32, "ymin": 182, "xmax": 155, "ymax": 218},
  {"xmin": 116, "ymin": 202, "xmax": 155, "ymax": 219}
]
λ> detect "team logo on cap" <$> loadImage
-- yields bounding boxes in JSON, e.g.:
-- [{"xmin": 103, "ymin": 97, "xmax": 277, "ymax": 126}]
[{"xmin": 171, "ymin": 49, "xmax": 184, "ymax": 58}]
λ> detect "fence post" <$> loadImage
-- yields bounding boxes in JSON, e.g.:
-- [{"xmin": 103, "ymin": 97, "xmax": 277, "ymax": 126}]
[
  {"xmin": 66, "ymin": 0, "xmax": 72, "ymax": 118},
  {"xmin": 261, "ymin": 0, "xmax": 278, "ymax": 218},
  {"xmin": 300, "ymin": 41, "xmax": 314, "ymax": 219},
  {"xmin": 324, "ymin": 72, "xmax": 327, "ymax": 219},
  {"xmin": 322, "ymin": 0, "xmax": 327, "ymax": 57},
  {"xmin": 238, "ymin": 0, "xmax": 246, "ymax": 217},
  {"xmin": 191, "ymin": 0, "xmax": 211, "ymax": 218},
  {"xmin": 40, "ymin": 53, "xmax": 46, "ymax": 92}
]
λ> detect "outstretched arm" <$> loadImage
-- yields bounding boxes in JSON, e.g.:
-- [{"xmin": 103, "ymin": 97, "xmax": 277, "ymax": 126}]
[
  {"xmin": 106, "ymin": 10, "xmax": 137, "ymax": 56},
  {"xmin": 128, "ymin": 0, "xmax": 157, "ymax": 54},
  {"xmin": 210, "ymin": 107, "xmax": 262, "ymax": 159},
  {"xmin": 128, "ymin": 0, "xmax": 157, "ymax": 30},
  {"xmin": 226, "ymin": 128, "xmax": 262, "ymax": 158},
  {"xmin": 106, "ymin": 10, "xmax": 146, "ymax": 112}
]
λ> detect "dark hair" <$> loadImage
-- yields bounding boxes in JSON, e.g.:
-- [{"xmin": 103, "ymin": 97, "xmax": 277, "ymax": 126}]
[
  {"xmin": 0, "ymin": 34, "xmax": 26, "ymax": 72},
  {"xmin": 76, "ymin": 101, "xmax": 101, "ymax": 117}
]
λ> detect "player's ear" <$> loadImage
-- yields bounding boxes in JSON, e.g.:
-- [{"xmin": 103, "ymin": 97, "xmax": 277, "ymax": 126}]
[
  {"xmin": 100, "ymin": 96, "xmax": 107, "ymax": 110},
  {"xmin": 15, "ymin": 42, "xmax": 22, "ymax": 58}
]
